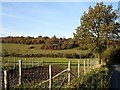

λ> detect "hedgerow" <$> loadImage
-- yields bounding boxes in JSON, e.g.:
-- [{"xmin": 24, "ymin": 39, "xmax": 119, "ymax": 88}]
[{"xmin": 71, "ymin": 65, "xmax": 110, "ymax": 89}]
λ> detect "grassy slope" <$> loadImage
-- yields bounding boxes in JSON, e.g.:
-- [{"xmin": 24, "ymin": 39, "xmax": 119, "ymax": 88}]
[
  {"xmin": 2, "ymin": 43, "xmax": 97, "ymax": 69},
  {"xmin": 2, "ymin": 43, "xmax": 88, "ymax": 54}
]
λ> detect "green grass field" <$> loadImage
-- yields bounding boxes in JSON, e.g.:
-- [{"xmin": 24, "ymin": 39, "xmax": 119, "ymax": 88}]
[
  {"xmin": 1, "ymin": 57, "xmax": 76, "ymax": 70},
  {"xmin": 2, "ymin": 43, "xmax": 98, "ymax": 70},
  {"xmin": 2, "ymin": 57, "xmax": 97, "ymax": 63},
  {"xmin": 2, "ymin": 57, "xmax": 98, "ymax": 70},
  {"xmin": 2, "ymin": 43, "xmax": 88, "ymax": 54}
]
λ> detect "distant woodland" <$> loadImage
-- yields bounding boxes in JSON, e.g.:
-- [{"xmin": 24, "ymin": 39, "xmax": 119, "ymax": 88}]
[
  {"xmin": 1, "ymin": 35, "xmax": 120, "ymax": 58},
  {"xmin": 0, "ymin": 35, "xmax": 79, "ymax": 50}
]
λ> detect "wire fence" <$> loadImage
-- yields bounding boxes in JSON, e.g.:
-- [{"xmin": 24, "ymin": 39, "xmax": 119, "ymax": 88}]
[
  {"xmin": 2, "ymin": 57, "xmax": 44, "ymax": 70},
  {"xmin": 1, "ymin": 58, "xmax": 99, "ymax": 89}
]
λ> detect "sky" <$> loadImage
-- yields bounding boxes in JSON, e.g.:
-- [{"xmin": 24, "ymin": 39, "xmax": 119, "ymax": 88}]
[{"xmin": 0, "ymin": 1, "xmax": 118, "ymax": 38}]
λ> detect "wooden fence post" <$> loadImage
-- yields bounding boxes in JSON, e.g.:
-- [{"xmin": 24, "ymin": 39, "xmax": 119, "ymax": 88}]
[
  {"xmin": 84, "ymin": 60, "xmax": 86, "ymax": 74},
  {"xmin": 78, "ymin": 60, "xmax": 80, "ymax": 78},
  {"xmin": 19, "ymin": 60, "xmax": 22, "ymax": 85},
  {"xmin": 4, "ymin": 71, "xmax": 9, "ymax": 89},
  {"xmin": 68, "ymin": 61, "xmax": 71, "ymax": 85},
  {"xmin": 49, "ymin": 65, "xmax": 52, "ymax": 89}
]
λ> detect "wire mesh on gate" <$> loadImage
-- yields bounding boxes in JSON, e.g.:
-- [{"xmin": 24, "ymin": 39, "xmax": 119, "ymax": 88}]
[
  {"xmin": 2, "ymin": 58, "xmax": 48, "ymax": 89},
  {"xmin": 52, "ymin": 64, "xmax": 68, "ymax": 88},
  {"xmin": 52, "ymin": 70, "xmax": 68, "ymax": 88},
  {"xmin": 8, "ymin": 68, "xmax": 19, "ymax": 88},
  {"xmin": 22, "ymin": 65, "xmax": 49, "ymax": 88}
]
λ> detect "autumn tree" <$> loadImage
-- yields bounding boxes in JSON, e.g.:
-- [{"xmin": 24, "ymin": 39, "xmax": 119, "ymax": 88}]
[{"xmin": 74, "ymin": 2, "xmax": 120, "ymax": 64}]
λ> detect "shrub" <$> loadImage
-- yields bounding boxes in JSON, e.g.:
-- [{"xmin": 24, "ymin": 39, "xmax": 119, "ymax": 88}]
[
  {"xmin": 28, "ymin": 45, "xmax": 35, "ymax": 49},
  {"xmin": 71, "ymin": 65, "xmax": 110, "ymax": 89},
  {"xmin": 101, "ymin": 48, "xmax": 111, "ymax": 63},
  {"xmin": 64, "ymin": 53, "xmax": 73, "ymax": 58},
  {"xmin": 80, "ymin": 52, "xmax": 94, "ymax": 58},
  {"xmin": 2, "ymin": 50, "xmax": 9, "ymax": 57},
  {"xmin": 101, "ymin": 47, "xmax": 120, "ymax": 64},
  {"xmin": 10, "ymin": 52, "xmax": 16, "ymax": 57},
  {"xmin": 109, "ymin": 47, "xmax": 120, "ymax": 64},
  {"xmin": 72, "ymin": 53, "xmax": 80, "ymax": 58},
  {"xmin": 57, "ymin": 53, "xmax": 63, "ymax": 57}
]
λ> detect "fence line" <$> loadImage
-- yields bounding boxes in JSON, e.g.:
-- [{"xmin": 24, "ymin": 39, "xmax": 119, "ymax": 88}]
[
  {"xmin": 2, "ymin": 58, "xmax": 99, "ymax": 89},
  {"xmin": 3, "ymin": 59, "xmax": 44, "ymax": 70}
]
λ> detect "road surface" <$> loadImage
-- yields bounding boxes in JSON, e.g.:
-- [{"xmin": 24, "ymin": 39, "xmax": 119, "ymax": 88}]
[{"xmin": 109, "ymin": 64, "xmax": 120, "ymax": 90}]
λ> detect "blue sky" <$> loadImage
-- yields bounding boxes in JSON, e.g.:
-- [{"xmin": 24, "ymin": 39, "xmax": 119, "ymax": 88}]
[{"xmin": 1, "ymin": 2, "xmax": 118, "ymax": 38}]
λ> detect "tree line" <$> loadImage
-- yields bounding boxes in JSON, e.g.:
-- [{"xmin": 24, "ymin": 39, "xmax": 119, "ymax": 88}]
[{"xmin": 1, "ymin": 35, "xmax": 79, "ymax": 50}]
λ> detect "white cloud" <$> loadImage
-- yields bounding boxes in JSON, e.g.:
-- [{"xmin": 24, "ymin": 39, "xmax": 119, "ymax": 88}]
[{"xmin": 0, "ymin": 27, "xmax": 32, "ymax": 37}]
